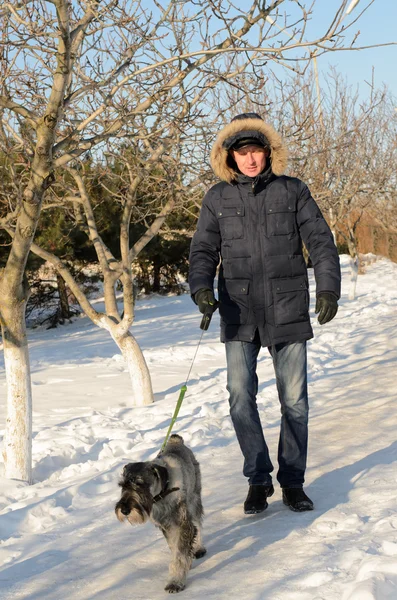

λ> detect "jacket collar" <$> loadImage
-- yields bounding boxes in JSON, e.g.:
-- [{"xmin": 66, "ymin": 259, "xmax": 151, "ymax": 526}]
[{"xmin": 235, "ymin": 166, "xmax": 275, "ymax": 194}]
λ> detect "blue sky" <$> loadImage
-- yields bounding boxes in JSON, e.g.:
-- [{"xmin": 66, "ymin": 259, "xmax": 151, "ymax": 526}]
[{"xmin": 301, "ymin": 1, "xmax": 397, "ymax": 99}]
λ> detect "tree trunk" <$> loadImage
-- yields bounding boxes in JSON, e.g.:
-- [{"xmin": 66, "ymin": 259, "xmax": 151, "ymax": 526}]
[
  {"xmin": 0, "ymin": 0, "xmax": 72, "ymax": 483},
  {"xmin": 57, "ymin": 272, "xmax": 71, "ymax": 320},
  {"xmin": 103, "ymin": 277, "xmax": 120, "ymax": 321},
  {"xmin": 110, "ymin": 327, "xmax": 153, "ymax": 406},
  {"xmin": 140, "ymin": 265, "xmax": 151, "ymax": 294},
  {"xmin": 0, "ymin": 288, "xmax": 32, "ymax": 483},
  {"xmin": 153, "ymin": 259, "xmax": 161, "ymax": 293},
  {"xmin": 347, "ymin": 237, "xmax": 359, "ymax": 301},
  {"xmin": 328, "ymin": 207, "xmax": 337, "ymax": 245}
]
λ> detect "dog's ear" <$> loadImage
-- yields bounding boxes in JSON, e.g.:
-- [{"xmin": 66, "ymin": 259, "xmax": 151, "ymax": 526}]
[
  {"xmin": 151, "ymin": 465, "xmax": 161, "ymax": 479},
  {"xmin": 151, "ymin": 465, "xmax": 168, "ymax": 488}
]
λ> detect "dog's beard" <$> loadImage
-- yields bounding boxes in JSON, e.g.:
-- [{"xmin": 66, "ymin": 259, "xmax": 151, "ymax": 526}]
[
  {"xmin": 115, "ymin": 491, "xmax": 153, "ymax": 525},
  {"xmin": 115, "ymin": 505, "xmax": 148, "ymax": 525},
  {"xmin": 115, "ymin": 507, "xmax": 126, "ymax": 523},
  {"xmin": 127, "ymin": 507, "xmax": 148, "ymax": 525}
]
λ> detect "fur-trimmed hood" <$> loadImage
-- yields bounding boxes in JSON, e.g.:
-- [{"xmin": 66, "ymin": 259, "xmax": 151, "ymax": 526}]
[{"xmin": 210, "ymin": 117, "xmax": 288, "ymax": 183}]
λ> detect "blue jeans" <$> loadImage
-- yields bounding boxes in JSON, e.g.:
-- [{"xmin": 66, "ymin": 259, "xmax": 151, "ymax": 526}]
[{"xmin": 225, "ymin": 336, "xmax": 308, "ymax": 488}]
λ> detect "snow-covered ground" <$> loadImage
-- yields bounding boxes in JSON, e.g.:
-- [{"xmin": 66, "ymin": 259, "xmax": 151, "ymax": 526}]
[{"xmin": 1, "ymin": 255, "xmax": 397, "ymax": 600}]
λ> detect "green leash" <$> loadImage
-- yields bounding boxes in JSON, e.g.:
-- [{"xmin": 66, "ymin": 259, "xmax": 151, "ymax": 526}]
[
  {"xmin": 160, "ymin": 304, "xmax": 215, "ymax": 453},
  {"xmin": 160, "ymin": 328, "xmax": 205, "ymax": 453},
  {"xmin": 159, "ymin": 384, "xmax": 188, "ymax": 453}
]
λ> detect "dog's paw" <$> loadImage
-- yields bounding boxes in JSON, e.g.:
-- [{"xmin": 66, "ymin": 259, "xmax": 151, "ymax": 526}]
[
  {"xmin": 194, "ymin": 547, "xmax": 207, "ymax": 559},
  {"xmin": 165, "ymin": 581, "xmax": 186, "ymax": 593}
]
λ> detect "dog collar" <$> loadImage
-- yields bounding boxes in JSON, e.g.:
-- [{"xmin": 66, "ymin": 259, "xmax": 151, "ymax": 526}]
[{"xmin": 152, "ymin": 484, "xmax": 180, "ymax": 504}]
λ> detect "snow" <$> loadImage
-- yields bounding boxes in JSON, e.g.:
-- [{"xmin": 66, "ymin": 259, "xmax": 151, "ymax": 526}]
[{"xmin": 1, "ymin": 255, "xmax": 397, "ymax": 600}]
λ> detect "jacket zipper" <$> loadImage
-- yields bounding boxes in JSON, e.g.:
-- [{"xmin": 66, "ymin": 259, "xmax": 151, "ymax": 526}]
[
  {"xmin": 239, "ymin": 177, "xmax": 272, "ymax": 344},
  {"xmin": 248, "ymin": 179, "xmax": 267, "ymax": 343},
  {"xmin": 237, "ymin": 184, "xmax": 255, "ymax": 341},
  {"xmin": 257, "ymin": 181, "xmax": 272, "ymax": 346}
]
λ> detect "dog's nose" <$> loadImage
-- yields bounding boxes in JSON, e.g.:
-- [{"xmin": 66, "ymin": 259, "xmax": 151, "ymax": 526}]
[{"xmin": 120, "ymin": 506, "xmax": 130, "ymax": 516}]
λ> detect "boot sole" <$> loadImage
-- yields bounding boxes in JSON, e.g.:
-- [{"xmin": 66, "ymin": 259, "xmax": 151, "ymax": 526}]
[
  {"xmin": 283, "ymin": 499, "xmax": 314, "ymax": 512},
  {"xmin": 244, "ymin": 485, "xmax": 274, "ymax": 514},
  {"xmin": 244, "ymin": 505, "xmax": 268, "ymax": 515}
]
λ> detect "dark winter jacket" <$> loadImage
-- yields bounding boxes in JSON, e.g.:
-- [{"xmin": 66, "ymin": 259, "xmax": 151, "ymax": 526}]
[{"xmin": 189, "ymin": 116, "xmax": 341, "ymax": 346}]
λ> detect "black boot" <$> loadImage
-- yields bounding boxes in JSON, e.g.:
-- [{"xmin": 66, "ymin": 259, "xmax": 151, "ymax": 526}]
[
  {"xmin": 282, "ymin": 488, "xmax": 314, "ymax": 512},
  {"xmin": 244, "ymin": 484, "xmax": 274, "ymax": 514}
]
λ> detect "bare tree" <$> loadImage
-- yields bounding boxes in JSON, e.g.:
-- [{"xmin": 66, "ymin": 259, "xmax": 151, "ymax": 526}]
[
  {"xmin": 0, "ymin": 0, "xmax": 394, "ymax": 482},
  {"xmin": 28, "ymin": 138, "xmax": 197, "ymax": 408},
  {"xmin": 292, "ymin": 71, "xmax": 397, "ymax": 298}
]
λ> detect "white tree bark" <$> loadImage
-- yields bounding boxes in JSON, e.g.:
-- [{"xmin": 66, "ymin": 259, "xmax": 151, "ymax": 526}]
[
  {"xmin": 347, "ymin": 236, "xmax": 360, "ymax": 301},
  {"xmin": 329, "ymin": 207, "xmax": 337, "ymax": 245},
  {"xmin": 112, "ymin": 329, "xmax": 153, "ymax": 406},
  {"xmin": 348, "ymin": 255, "xmax": 359, "ymax": 301},
  {"xmin": 1, "ymin": 295, "xmax": 32, "ymax": 482}
]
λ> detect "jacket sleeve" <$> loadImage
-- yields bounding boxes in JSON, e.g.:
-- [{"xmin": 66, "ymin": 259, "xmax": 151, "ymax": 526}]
[
  {"xmin": 296, "ymin": 183, "xmax": 341, "ymax": 299},
  {"xmin": 188, "ymin": 190, "xmax": 221, "ymax": 298}
]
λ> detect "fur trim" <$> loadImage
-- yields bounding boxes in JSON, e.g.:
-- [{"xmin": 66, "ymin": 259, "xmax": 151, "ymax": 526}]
[{"xmin": 210, "ymin": 118, "xmax": 288, "ymax": 182}]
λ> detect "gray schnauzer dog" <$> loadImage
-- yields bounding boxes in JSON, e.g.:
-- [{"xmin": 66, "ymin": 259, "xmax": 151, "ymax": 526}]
[{"xmin": 115, "ymin": 434, "xmax": 206, "ymax": 593}]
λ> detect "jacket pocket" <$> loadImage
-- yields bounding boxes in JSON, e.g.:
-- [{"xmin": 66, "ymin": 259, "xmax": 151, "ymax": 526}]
[
  {"xmin": 265, "ymin": 202, "xmax": 295, "ymax": 236},
  {"xmin": 272, "ymin": 276, "xmax": 309, "ymax": 326},
  {"xmin": 219, "ymin": 278, "xmax": 250, "ymax": 325},
  {"xmin": 217, "ymin": 205, "xmax": 245, "ymax": 240}
]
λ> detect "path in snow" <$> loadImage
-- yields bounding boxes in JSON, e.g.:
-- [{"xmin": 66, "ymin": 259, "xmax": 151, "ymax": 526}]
[{"xmin": 0, "ymin": 256, "xmax": 397, "ymax": 600}]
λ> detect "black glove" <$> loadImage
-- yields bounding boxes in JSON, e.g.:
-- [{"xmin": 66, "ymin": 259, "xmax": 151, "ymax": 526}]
[
  {"xmin": 194, "ymin": 289, "xmax": 219, "ymax": 315},
  {"xmin": 315, "ymin": 292, "xmax": 338, "ymax": 325}
]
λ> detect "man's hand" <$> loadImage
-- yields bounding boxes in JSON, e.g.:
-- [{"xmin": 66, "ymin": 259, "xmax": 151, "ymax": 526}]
[
  {"xmin": 315, "ymin": 292, "xmax": 338, "ymax": 325},
  {"xmin": 194, "ymin": 289, "xmax": 219, "ymax": 315}
]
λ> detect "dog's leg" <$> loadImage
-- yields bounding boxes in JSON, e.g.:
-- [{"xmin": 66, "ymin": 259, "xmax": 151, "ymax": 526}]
[
  {"xmin": 191, "ymin": 494, "xmax": 206, "ymax": 559},
  {"xmin": 192, "ymin": 521, "xmax": 207, "ymax": 559},
  {"xmin": 164, "ymin": 512, "xmax": 195, "ymax": 593},
  {"xmin": 161, "ymin": 527, "xmax": 172, "ymax": 551}
]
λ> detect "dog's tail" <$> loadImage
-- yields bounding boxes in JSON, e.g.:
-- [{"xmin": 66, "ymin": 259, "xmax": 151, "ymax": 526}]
[{"xmin": 168, "ymin": 434, "xmax": 184, "ymax": 445}]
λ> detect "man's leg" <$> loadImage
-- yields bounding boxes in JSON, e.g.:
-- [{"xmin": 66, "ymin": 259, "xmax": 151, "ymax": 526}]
[
  {"xmin": 225, "ymin": 336, "xmax": 274, "ymax": 486},
  {"xmin": 269, "ymin": 341, "xmax": 309, "ymax": 489}
]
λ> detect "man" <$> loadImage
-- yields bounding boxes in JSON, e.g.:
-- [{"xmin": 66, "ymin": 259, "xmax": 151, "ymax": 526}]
[{"xmin": 189, "ymin": 113, "xmax": 341, "ymax": 514}]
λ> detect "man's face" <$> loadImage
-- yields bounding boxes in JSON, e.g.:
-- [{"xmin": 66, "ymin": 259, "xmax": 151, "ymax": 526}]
[{"xmin": 231, "ymin": 145, "xmax": 269, "ymax": 177}]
